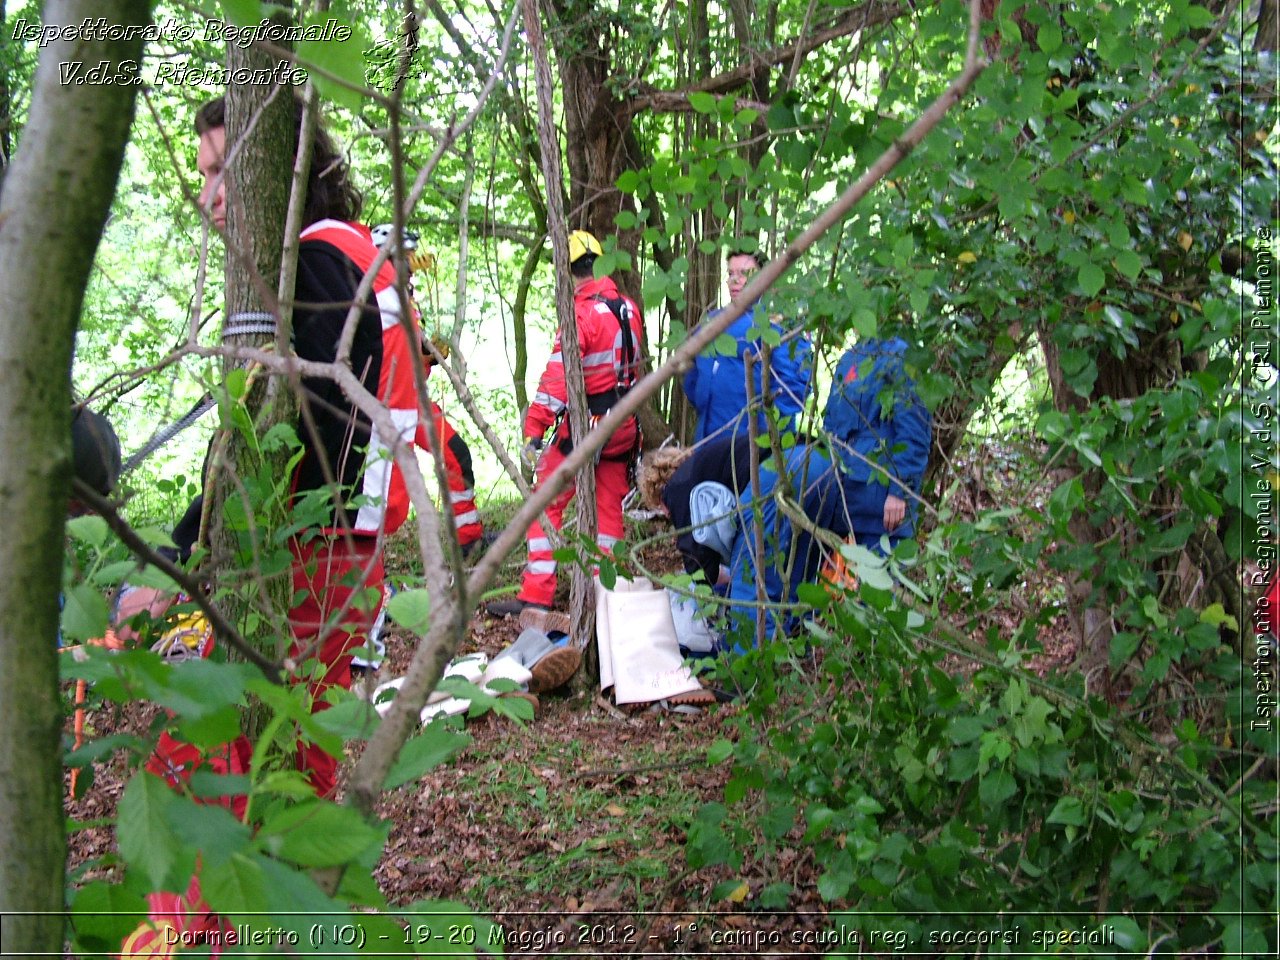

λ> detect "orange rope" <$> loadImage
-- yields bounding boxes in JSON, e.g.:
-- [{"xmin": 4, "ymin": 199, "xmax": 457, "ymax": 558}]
[{"xmin": 65, "ymin": 628, "xmax": 121, "ymax": 800}]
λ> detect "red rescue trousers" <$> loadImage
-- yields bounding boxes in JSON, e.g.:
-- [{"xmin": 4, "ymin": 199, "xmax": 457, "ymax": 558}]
[
  {"xmin": 288, "ymin": 534, "xmax": 384, "ymax": 798},
  {"xmin": 518, "ymin": 444, "xmax": 629, "ymax": 607},
  {"xmin": 417, "ymin": 402, "xmax": 483, "ymax": 547}
]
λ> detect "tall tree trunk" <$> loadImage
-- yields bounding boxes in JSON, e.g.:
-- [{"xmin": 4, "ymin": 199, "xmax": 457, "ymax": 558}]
[
  {"xmin": 525, "ymin": 0, "xmax": 600, "ymax": 683},
  {"xmin": 547, "ymin": 0, "xmax": 643, "ymax": 303},
  {"xmin": 0, "ymin": 4, "xmax": 151, "ymax": 954},
  {"xmin": 207, "ymin": 26, "xmax": 299, "ymax": 683}
]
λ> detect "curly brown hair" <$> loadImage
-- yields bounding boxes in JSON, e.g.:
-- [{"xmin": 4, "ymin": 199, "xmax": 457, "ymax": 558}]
[
  {"xmin": 195, "ymin": 95, "xmax": 362, "ymax": 226},
  {"xmin": 637, "ymin": 446, "xmax": 693, "ymax": 512}
]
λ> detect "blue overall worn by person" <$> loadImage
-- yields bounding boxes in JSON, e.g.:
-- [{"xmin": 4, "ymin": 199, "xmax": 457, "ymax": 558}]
[
  {"xmin": 683, "ymin": 250, "xmax": 812, "ymax": 443},
  {"xmin": 723, "ymin": 444, "xmax": 839, "ymax": 646},
  {"xmin": 723, "ymin": 337, "xmax": 931, "ymax": 650},
  {"xmin": 818, "ymin": 336, "xmax": 931, "ymax": 548}
]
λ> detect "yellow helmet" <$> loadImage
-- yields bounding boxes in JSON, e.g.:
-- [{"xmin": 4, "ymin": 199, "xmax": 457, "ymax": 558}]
[{"xmin": 568, "ymin": 230, "xmax": 603, "ymax": 263}]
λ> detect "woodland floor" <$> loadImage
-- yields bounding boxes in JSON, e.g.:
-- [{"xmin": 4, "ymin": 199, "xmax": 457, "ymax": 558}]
[{"xmin": 64, "ymin": 493, "xmax": 1079, "ymax": 958}]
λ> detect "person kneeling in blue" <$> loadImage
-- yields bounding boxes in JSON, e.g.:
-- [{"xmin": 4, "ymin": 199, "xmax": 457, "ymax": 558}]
[
  {"xmin": 724, "ymin": 335, "xmax": 931, "ymax": 648},
  {"xmin": 817, "ymin": 336, "xmax": 932, "ymax": 549}
]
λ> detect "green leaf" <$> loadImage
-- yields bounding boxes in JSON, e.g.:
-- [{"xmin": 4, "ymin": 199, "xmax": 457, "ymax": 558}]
[
  {"xmin": 1046, "ymin": 795, "xmax": 1087, "ymax": 827},
  {"xmin": 688, "ymin": 91, "xmax": 717, "ymax": 114},
  {"xmin": 117, "ymin": 773, "xmax": 188, "ymax": 890},
  {"xmin": 846, "ymin": 544, "xmax": 893, "ymax": 591},
  {"xmin": 685, "ymin": 802, "xmax": 739, "ymax": 869},
  {"xmin": 297, "ymin": 20, "xmax": 369, "ymax": 114},
  {"xmin": 1037, "ymin": 22, "xmax": 1063, "ymax": 52},
  {"xmin": 387, "ymin": 588, "xmax": 431, "ymax": 634},
  {"xmin": 978, "ymin": 768, "xmax": 1017, "ymax": 807},
  {"xmin": 851, "ymin": 308, "xmax": 877, "ymax": 338},
  {"xmin": 201, "ymin": 852, "xmax": 268, "ymax": 919},
  {"xmin": 383, "ymin": 724, "xmax": 471, "ymax": 790},
  {"xmin": 311, "ymin": 698, "xmax": 381, "ymax": 740},
  {"xmin": 259, "ymin": 800, "xmax": 386, "ymax": 867},
  {"xmin": 61, "ymin": 583, "xmax": 110, "ymax": 644},
  {"xmin": 257, "ymin": 853, "xmax": 346, "ymax": 915},
  {"xmin": 766, "ymin": 102, "xmax": 795, "ymax": 131},
  {"xmin": 1077, "ymin": 262, "xmax": 1105, "ymax": 296},
  {"xmin": 71, "ymin": 881, "xmax": 147, "ymax": 954},
  {"xmin": 707, "ymin": 738, "xmax": 734, "ymax": 764},
  {"xmin": 66, "ymin": 515, "xmax": 109, "ymax": 548},
  {"xmin": 1105, "ymin": 915, "xmax": 1148, "ymax": 951},
  {"xmin": 1112, "ymin": 248, "xmax": 1142, "ymax": 279},
  {"xmin": 66, "ymin": 732, "xmax": 148, "ymax": 767},
  {"xmin": 401, "ymin": 901, "xmax": 502, "ymax": 957},
  {"xmin": 946, "ymin": 715, "xmax": 987, "ymax": 745},
  {"xmin": 616, "ymin": 169, "xmax": 641, "ymax": 192},
  {"xmin": 1199, "ymin": 603, "xmax": 1239, "ymax": 632},
  {"xmin": 816, "ymin": 848, "xmax": 854, "ymax": 901},
  {"xmin": 174, "ymin": 705, "xmax": 243, "ymax": 751},
  {"xmin": 218, "ymin": 0, "xmax": 264, "ymax": 27}
]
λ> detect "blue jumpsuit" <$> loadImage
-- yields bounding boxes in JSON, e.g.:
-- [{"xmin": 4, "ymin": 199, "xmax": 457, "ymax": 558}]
[{"xmin": 683, "ymin": 304, "xmax": 812, "ymax": 443}]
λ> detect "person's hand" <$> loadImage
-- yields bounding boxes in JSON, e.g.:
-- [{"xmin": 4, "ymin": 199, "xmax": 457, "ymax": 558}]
[
  {"xmin": 521, "ymin": 437, "xmax": 543, "ymax": 471},
  {"xmin": 883, "ymin": 494, "xmax": 907, "ymax": 532}
]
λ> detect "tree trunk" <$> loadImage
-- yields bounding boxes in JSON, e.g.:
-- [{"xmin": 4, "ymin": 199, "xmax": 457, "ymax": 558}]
[
  {"xmin": 524, "ymin": 0, "xmax": 601, "ymax": 686},
  {"xmin": 547, "ymin": 0, "xmax": 644, "ymax": 305},
  {"xmin": 922, "ymin": 322, "xmax": 1027, "ymax": 494},
  {"xmin": 206, "ymin": 29, "xmax": 299, "ymax": 680},
  {"xmin": 0, "ymin": 3, "xmax": 150, "ymax": 953},
  {"xmin": 1256, "ymin": 0, "xmax": 1278, "ymax": 52}
]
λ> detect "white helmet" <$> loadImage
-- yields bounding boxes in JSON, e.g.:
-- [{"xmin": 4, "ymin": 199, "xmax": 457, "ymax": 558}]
[{"xmin": 370, "ymin": 223, "xmax": 418, "ymax": 251}]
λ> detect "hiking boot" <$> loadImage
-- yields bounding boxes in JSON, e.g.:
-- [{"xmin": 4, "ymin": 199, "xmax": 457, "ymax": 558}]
[
  {"xmin": 485, "ymin": 597, "xmax": 544, "ymax": 618},
  {"xmin": 518, "ymin": 605, "xmax": 572, "ymax": 637},
  {"xmin": 528, "ymin": 644, "xmax": 581, "ymax": 693}
]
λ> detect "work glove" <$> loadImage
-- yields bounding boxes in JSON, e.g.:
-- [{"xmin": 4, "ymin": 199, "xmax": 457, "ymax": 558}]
[{"xmin": 521, "ymin": 437, "xmax": 543, "ymax": 471}]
